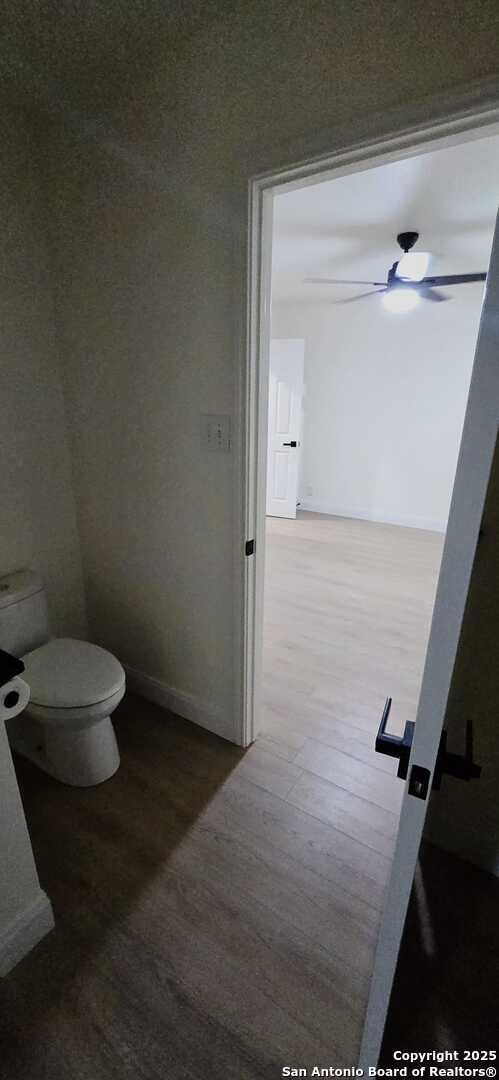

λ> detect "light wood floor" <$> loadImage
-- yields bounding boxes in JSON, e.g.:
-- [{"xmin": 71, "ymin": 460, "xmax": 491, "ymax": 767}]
[
  {"xmin": 263, "ymin": 511, "xmax": 444, "ymax": 742},
  {"xmin": 261, "ymin": 513, "xmax": 444, "ymax": 829},
  {"xmin": 260, "ymin": 512, "xmax": 444, "ymax": 1029},
  {"xmin": 0, "ymin": 513, "xmax": 444, "ymax": 1077}
]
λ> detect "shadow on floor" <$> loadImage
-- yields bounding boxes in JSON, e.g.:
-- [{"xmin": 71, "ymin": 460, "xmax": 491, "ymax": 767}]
[
  {"xmin": 381, "ymin": 841, "xmax": 499, "ymax": 1060},
  {"xmin": 0, "ymin": 693, "xmax": 255, "ymax": 1080}
]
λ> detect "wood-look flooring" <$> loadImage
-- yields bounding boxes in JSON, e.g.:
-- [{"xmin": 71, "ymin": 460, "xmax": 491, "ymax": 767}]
[
  {"xmin": 261, "ymin": 512, "xmax": 443, "ymax": 857},
  {"xmin": 263, "ymin": 511, "xmax": 444, "ymax": 740},
  {"xmin": 0, "ymin": 514, "xmax": 443, "ymax": 1078}
]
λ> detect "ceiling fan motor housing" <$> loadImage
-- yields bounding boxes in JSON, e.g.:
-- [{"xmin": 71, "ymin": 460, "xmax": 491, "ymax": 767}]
[
  {"xmin": 304, "ymin": 228, "xmax": 486, "ymax": 303},
  {"xmin": 397, "ymin": 231, "xmax": 419, "ymax": 253}
]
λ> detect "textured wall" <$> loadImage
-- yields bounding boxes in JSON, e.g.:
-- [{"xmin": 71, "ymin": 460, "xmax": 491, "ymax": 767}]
[
  {"xmin": 0, "ymin": 94, "xmax": 74, "ymax": 964},
  {"xmin": 0, "ymin": 97, "xmax": 86, "ymax": 639}
]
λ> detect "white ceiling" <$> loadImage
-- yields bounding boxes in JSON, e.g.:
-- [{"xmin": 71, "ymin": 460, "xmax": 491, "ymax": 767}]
[{"xmin": 272, "ymin": 132, "xmax": 499, "ymax": 306}]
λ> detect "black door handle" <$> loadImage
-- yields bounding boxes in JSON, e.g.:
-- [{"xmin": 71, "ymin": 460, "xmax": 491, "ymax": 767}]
[
  {"xmin": 375, "ymin": 697, "xmax": 415, "ymax": 779},
  {"xmin": 375, "ymin": 696, "xmax": 481, "ymax": 788},
  {"xmin": 282, "ymin": 441, "xmax": 297, "ymax": 447}
]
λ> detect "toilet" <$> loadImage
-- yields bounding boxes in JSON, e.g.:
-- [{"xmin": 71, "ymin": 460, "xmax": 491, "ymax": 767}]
[{"xmin": 0, "ymin": 569, "xmax": 125, "ymax": 786}]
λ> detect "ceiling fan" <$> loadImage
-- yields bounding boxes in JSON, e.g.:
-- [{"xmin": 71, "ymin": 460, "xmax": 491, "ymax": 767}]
[{"xmin": 304, "ymin": 231, "xmax": 487, "ymax": 311}]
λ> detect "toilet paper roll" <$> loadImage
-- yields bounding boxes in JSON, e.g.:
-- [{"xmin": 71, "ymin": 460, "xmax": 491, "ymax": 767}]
[{"xmin": 0, "ymin": 676, "xmax": 30, "ymax": 722}]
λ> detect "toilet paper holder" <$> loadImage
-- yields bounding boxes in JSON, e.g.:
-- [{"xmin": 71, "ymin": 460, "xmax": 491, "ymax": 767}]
[{"xmin": 0, "ymin": 650, "xmax": 30, "ymax": 726}]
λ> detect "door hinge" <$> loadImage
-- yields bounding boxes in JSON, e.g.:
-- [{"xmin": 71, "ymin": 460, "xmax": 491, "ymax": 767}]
[{"xmin": 245, "ymin": 539, "xmax": 255, "ymax": 556}]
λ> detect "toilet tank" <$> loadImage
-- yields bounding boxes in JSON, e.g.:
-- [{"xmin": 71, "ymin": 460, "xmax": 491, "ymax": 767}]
[{"xmin": 0, "ymin": 570, "xmax": 50, "ymax": 657}]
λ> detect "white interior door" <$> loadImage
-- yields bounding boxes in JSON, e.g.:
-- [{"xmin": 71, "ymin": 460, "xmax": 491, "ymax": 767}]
[
  {"xmin": 266, "ymin": 339, "xmax": 304, "ymax": 518},
  {"xmin": 360, "ymin": 214, "xmax": 499, "ymax": 1066}
]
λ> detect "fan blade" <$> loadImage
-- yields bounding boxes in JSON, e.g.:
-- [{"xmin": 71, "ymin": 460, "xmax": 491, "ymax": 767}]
[
  {"xmin": 304, "ymin": 277, "xmax": 386, "ymax": 286},
  {"xmin": 419, "ymin": 288, "xmax": 449, "ymax": 303},
  {"xmin": 334, "ymin": 289, "xmax": 387, "ymax": 305},
  {"xmin": 420, "ymin": 272, "xmax": 486, "ymax": 287}
]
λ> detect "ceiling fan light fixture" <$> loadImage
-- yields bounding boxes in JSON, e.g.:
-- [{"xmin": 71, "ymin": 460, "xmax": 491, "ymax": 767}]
[
  {"xmin": 382, "ymin": 287, "xmax": 420, "ymax": 314},
  {"xmin": 396, "ymin": 251, "xmax": 431, "ymax": 282}
]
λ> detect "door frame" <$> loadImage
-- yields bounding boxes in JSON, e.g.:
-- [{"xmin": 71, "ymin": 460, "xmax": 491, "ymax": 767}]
[{"xmin": 238, "ymin": 103, "xmax": 499, "ymax": 750}]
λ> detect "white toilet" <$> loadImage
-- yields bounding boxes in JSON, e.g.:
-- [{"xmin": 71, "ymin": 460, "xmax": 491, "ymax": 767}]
[{"xmin": 0, "ymin": 570, "xmax": 125, "ymax": 786}]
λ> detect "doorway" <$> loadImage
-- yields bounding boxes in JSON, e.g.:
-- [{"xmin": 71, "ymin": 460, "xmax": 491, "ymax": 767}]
[
  {"xmin": 241, "ymin": 114, "xmax": 499, "ymax": 1061},
  {"xmin": 261, "ymin": 131, "xmax": 497, "ymax": 829}
]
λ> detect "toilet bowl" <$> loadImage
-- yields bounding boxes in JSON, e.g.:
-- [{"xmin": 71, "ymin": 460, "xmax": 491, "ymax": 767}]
[
  {"xmin": 0, "ymin": 571, "xmax": 126, "ymax": 787},
  {"xmin": 20, "ymin": 638, "xmax": 125, "ymax": 785}
]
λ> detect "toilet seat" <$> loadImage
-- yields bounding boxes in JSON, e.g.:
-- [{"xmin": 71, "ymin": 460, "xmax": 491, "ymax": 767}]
[
  {"xmin": 24, "ymin": 685, "xmax": 126, "ymax": 729},
  {"xmin": 22, "ymin": 638, "xmax": 126, "ymax": 710}
]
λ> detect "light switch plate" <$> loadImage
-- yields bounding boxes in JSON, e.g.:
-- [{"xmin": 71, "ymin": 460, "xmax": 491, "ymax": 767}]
[{"xmin": 202, "ymin": 414, "xmax": 232, "ymax": 452}]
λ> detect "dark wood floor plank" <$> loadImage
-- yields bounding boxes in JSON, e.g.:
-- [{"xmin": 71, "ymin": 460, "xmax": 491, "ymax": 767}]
[
  {"xmin": 286, "ymin": 771, "xmax": 398, "ymax": 859},
  {"xmin": 1, "ymin": 516, "xmax": 444, "ymax": 1078},
  {"xmin": 1, "ymin": 696, "xmax": 382, "ymax": 1078},
  {"xmin": 218, "ymin": 770, "xmax": 393, "ymax": 903},
  {"xmin": 263, "ymin": 707, "xmax": 401, "ymax": 775},
  {"xmin": 292, "ymin": 739, "xmax": 403, "ymax": 814}
]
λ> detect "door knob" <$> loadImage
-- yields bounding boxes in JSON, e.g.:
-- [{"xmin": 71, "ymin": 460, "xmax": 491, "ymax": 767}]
[{"xmin": 282, "ymin": 440, "xmax": 297, "ymax": 447}]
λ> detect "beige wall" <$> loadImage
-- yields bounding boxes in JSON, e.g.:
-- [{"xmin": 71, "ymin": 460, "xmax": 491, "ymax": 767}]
[
  {"xmin": 0, "ymin": 97, "xmax": 86, "ymax": 638},
  {"xmin": 43, "ymin": 3, "xmax": 499, "ymax": 738},
  {"xmin": 45, "ymin": 134, "xmax": 236, "ymax": 734},
  {"xmin": 0, "ymin": 93, "xmax": 86, "ymax": 968}
]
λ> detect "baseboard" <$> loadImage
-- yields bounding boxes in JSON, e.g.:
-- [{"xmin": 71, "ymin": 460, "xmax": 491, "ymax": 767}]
[
  {"xmin": 124, "ymin": 666, "xmax": 235, "ymax": 744},
  {"xmin": 299, "ymin": 500, "xmax": 446, "ymax": 534},
  {"xmin": 0, "ymin": 891, "xmax": 54, "ymax": 977}
]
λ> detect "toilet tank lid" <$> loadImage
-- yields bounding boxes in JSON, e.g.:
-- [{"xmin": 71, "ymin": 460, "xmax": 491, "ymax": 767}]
[{"xmin": 0, "ymin": 570, "xmax": 44, "ymax": 610}]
